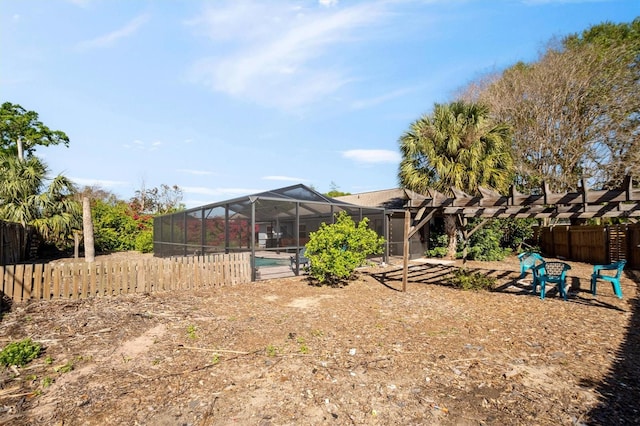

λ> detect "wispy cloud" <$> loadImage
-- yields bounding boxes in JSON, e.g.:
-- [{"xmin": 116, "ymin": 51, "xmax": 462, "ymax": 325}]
[
  {"xmin": 342, "ymin": 149, "xmax": 400, "ymax": 164},
  {"xmin": 187, "ymin": 1, "xmax": 389, "ymax": 110},
  {"xmin": 350, "ymin": 86, "xmax": 419, "ymax": 110},
  {"xmin": 262, "ymin": 175, "xmax": 307, "ymax": 182},
  {"xmin": 123, "ymin": 139, "xmax": 161, "ymax": 152},
  {"xmin": 76, "ymin": 13, "xmax": 150, "ymax": 51},
  {"xmin": 177, "ymin": 169, "xmax": 213, "ymax": 176}
]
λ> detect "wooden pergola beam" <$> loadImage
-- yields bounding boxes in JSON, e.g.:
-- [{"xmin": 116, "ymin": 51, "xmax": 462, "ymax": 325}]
[{"xmin": 399, "ymin": 175, "xmax": 639, "ymax": 292}]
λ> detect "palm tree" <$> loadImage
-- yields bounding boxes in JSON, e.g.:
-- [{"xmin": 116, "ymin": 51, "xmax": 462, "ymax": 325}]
[
  {"xmin": 0, "ymin": 153, "xmax": 81, "ymax": 250},
  {"xmin": 398, "ymin": 101, "xmax": 514, "ymax": 258}
]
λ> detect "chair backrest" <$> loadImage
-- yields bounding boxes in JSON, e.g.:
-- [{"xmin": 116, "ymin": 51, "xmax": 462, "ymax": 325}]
[
  {"xmin": 519, "ymin": 252, "xmax": 544, "ymax": 268},
  {"xmin": 544, "ymin": 261, "xmax": 571, "ymax": 278},
  {"xmin": 613, "ymin": 259, "xmax": 627, "ymax": 277}
]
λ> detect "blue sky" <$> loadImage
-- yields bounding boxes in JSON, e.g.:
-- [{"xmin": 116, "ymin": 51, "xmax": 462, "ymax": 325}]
[{"xmin": 1, "ymin": 0, "xmax": 637, "ymax": 208}]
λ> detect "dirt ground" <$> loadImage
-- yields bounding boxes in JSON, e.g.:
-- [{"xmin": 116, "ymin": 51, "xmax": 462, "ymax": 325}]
[{"xmin": 1, "ymin": 253, "xmax": 639, "ymax": 426}]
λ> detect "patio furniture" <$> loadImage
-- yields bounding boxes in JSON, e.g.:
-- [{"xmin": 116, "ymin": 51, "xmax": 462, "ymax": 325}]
[
  {"xmin": 533, "ymin": 261, "xmax": 572, "ymax": 300},
  {"xmin": 591, "ymin": 260, "xmax": 626, "ymax": 299},
  {"xmin": 290, "ymin": 248, "xmax": 310, "ymax": 269},
  {"xmin": 518, "ymin": 252, "xmax": 545, "ymax": 279}
]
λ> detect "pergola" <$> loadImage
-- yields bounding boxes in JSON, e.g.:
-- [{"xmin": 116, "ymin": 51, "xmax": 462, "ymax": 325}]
[{"xmin": 400, "ymin": 175, "xmax": 640, "ymax": 291}]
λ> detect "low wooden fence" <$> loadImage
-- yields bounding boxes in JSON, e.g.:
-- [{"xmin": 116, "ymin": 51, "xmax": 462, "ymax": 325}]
[
  {"xmin": 1, "ymin": 253, "xmax": 251, "ymax": 304},
  {"xmin": 537, "ymin": 223, "xmax": 640, "ymax": 268}
]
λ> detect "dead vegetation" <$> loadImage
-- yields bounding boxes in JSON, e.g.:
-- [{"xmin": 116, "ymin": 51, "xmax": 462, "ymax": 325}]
[{"xmin": 1, "ymin": 255, "xmax": 639, "ymax": 425}]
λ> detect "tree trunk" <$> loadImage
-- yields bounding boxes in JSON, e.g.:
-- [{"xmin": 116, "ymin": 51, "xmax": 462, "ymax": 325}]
[
  {"xmin": 82, "ymin": 196, "xmax": 95, "ymax": 262},
  {"xmin": 17, "ymin": 137, "xmax": 24, "ymax": 161},
  {"xmin": 444, "ymin": 214, "xmax": 457, "ymax": 259}
]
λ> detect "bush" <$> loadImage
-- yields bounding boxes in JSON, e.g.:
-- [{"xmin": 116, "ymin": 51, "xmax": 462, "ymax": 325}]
[
  {"xmin": 465, "ymin": 219, "xmax": 511, "ymax": 261},
  {"xmin": 134, "ymin": 229, "xmax": 154, "ymax": 253},
  {"xmin": 306, "ymin": 211, "xmax": 385, "ymax": 285},
  {"xmin": 447, "ymin": 268, "xmax": 495, "ymax": 291},
  {"xmin": 0, "ymin": 338, "xmax": 42, "ymax": 367}
]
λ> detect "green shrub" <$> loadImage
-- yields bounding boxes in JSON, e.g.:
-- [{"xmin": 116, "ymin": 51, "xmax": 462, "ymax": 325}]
[
  {"xmin": 0, "ymin": 338, "xmax": 42, "ymax": 367},
  {"xmin": 426, "ymin": 233, "xmax": 449, "ymax": 258},
  {"xmin": 134, "ymin": 229, "xmax": 154, "ymax": 253},
  {"xmin": 464, "ymin": 219, "xmax": 511, "ymax": 261},
  {"xmin": 448, "ymin": 268, "xmax": 495, "ymax": 291},
  {"xmin": 306, "ymin": 211, "xmax": 385, "ymax": 285}
]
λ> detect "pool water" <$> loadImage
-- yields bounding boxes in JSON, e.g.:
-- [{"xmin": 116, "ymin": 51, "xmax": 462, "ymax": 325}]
[{"xmin": 254, "ymin": 257, "xmax": 290, "ymax": 267}]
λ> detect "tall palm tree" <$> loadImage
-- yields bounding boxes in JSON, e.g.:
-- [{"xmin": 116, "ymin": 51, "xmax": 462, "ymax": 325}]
[
  {"xmin": 0, "ymin": 153, "xmax": 81, "ymax": 249},
  {"xmin": 398, "ymin": 101, "xmax": 514, "ymax": 258}
]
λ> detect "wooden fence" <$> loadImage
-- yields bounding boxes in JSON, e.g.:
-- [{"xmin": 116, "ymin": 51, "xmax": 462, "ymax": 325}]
[
  {"xmin": 1, "ymin": 253, "xmax": 251, "ymax": 305},
  {"xmin": 537, "ymin": 223, "xmax": 640, "ymax": 268},
  {"xmin": 1, "ymin": 221, "xmax": 27, "ymax": 265}
]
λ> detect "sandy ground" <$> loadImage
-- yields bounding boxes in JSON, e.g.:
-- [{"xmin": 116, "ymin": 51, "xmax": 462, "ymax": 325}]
[{"xmin": 1, "ymin": 254, "xmax": 639, "ymax": 425}]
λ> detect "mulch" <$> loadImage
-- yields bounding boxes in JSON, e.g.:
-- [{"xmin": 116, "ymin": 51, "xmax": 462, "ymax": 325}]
[{"xmin": 0, "ymin": 254, "xmax": 638, "ymax": 425}]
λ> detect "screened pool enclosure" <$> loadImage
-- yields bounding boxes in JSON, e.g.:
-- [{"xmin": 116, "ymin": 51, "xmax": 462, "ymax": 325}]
[{"xmin": 153, "ymin": 184, "xmax": 389, "ymax": 280}]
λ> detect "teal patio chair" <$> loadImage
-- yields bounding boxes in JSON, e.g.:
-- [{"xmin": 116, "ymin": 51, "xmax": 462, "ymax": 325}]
[
  {"xmin": 290, "ymin": 247, "xmax": 310, "ymax": 269},
  {"xmin": 533, "ymin": 261, "xmax": 572, "ymax": 300},
  {"xmin": 591, "ymin": 260, "xmax": 626, "ymax": 299},
  {"xmin": 518, "ymin": 252, "xmax": 545, "ymax": 279}
]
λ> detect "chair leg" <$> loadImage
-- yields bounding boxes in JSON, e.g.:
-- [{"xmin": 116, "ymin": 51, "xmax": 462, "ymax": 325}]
[
  {"xmin": 560, "ymin": 281, "xmax": 568, "ymax": 301},
  {"xmin": 539, "ymin": 281, "xmax": 546, "ymax": 300},
  {"xmin": 591, "ymin": 277, "xmax": 597, "ymax": 296},
  {"xmin": 612, "ymin": 282, "xmax": 623, "ymax": 299}
]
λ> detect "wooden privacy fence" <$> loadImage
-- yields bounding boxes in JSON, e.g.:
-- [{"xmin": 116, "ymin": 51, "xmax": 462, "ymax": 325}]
[
  {"xmin": 1, "ymin": 221, "xmax": 27, "ymax": 265},
  {"xmin": 1, "ymin": 253, "xmax": 251, "ymax": 304},
  {"xmin": 537, "ymin": 223, "xmax": 640, "ymax": 268}
]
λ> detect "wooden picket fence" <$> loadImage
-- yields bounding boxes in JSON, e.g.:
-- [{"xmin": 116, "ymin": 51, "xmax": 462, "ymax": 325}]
[{"xmin": 1, "ymin": 253, "xmax": 251, "ymax": 304}]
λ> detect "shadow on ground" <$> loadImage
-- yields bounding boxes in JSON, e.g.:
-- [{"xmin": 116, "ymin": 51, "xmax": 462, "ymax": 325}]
[
  {"xmin": 586, "ymin": 269, "xmax": 640, "ymax": 425},
  {"xmin": 367, "ymin": 263, "xmax": 640, "ymax": 424}
]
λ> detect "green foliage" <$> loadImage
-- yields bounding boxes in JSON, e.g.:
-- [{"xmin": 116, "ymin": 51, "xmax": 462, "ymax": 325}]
[
  {"xmin": 426, "ymin": 233, "xmax": 449, "ymax": 258},
  {"xmin": 305, "ymin": 211, "xmax": 385, "ymax": 285},
  {"xmin": 0, "ymin": 102, "xmax": 70, "ymax": 158},
  {"xmin": 134, "ymin": 229, "xmax": 154, "ymax": 253},
  {"xmin": 398, "ymin": 100, "xmax": 514, "ymax": 195},
  {"xmin": 0, "ymin": 338, "xmax": 42, "ymax": 367},
  {"xmin": 426, "ymin": 218, "xmax": 534, "ymax": 261},
  {"xmin": 91, "ymin": 199, "xmax": 152, "ymax": 253},
  {"xmin": 465, "ymin": 219, "xmax": 511, "ymax": 261},
  {"xmin": 447, "ymin": 268, "xmax": 495, "ymax": 291},
  {"xmin": 498, "ymin": 218, "xmax": 536, "ymax": 252},
  {"xmin": 0, "ymin": 153, "xmax": 80, "ymax": 248}
]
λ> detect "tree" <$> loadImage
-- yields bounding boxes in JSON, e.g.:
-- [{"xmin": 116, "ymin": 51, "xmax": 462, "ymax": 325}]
[
  {"xmin": 325, "ymin": 181, "xmax": 351, "ymax": 198},
  {"xmin": 0, "ymin": 153, "xmax": 80, "ymax": 248},
  {"xmin": 398, "ymin": 101, "xmax": 514, "ymax": 258},
  {"xmin": 130, "ymin": 183, "xmax": 184, "ymax": 215},
  {"xmin": 305, "ymin": 211, "xmax": 384, "ymax": 285},
  {"xmin": 0, "ymin": 102, "xmax": 69, "ymax": 161},
  {"xmin": 461, "ymin": 19, "xmax": 639, "ymax": 191}
]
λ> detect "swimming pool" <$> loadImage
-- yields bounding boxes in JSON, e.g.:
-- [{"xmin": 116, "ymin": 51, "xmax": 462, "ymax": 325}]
[{"xmin": 254, "ymin": 257, "xmax": 290, "ymax": 267}]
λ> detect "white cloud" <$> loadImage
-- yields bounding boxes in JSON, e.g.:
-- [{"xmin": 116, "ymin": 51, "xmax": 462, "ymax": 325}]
[
  {"xmin": 187, "ymin": 1, "xmax": 388, "ymax": 110},
  {"xmin": 342, "ymin": 149, "xmax": 400, "ymax": 164},
  {"xmin": 319, "ymin": 0, "xmax": 339, "ymax": 7},
  {"xmin": 76, "ymin": 13, "xmax": 150, "ymax": 51},
  {"xmin": 123, "ymin": 139, "xmax": 161, "ymax": 152},
  {"xmin": 262, "ymin": 175, "xmax": 307, "ymax": 182}
]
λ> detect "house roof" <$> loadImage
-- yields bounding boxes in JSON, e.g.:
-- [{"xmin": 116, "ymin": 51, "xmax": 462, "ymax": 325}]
[
  {"xmin": 335, "ymin": 188, "xmax": 430, "ymax": 210},
  {"xmin": 175, "ymin": 183, "xmax": 385, "ymax": 222}
]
